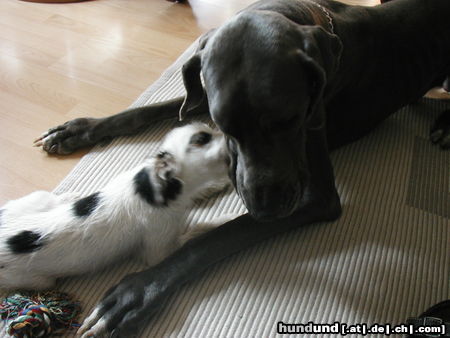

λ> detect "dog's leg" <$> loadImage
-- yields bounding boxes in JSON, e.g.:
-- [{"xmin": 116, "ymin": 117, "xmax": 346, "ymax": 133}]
[
  {"xmin": 0, "ymin": 263, "xmax": 56, "ymax": 290},
  {"xmin": 20, "ymin": 275, "xmax": 56, "ymax": 291},
  {"xmin": 2, "ymin": 191, "xmax": 82, "ymax": 219},
  {"xmin": 430, "ymin": 109, "xmax": 450, "ymax": 149},
  {"xmin": 2, "ymin": 191, "xmax": 60, "ymax": 216},
  {"xmin": 34, "ymin": 97, "xmax": 209, "ymax": 155},
  {"xmin": 77, "ymin": 129, "xmax": 342, "ymax": 338}
]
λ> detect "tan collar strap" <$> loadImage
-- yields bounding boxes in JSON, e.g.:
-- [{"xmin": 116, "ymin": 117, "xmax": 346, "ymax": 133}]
[{"xmin": 307, "ymin": 1, "xmax": 335, "ymax": 34}]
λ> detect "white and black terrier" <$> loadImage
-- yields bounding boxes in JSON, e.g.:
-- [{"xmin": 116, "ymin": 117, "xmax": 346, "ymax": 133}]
[{"xmin": 0, "ymin": 123, "xmax": 230, "ymax": 290}]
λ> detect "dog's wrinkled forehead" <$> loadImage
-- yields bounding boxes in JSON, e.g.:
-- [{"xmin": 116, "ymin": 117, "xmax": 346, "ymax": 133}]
[
  {"xmin": 202, "ymin": 14, "xmax": 312, "ymax": 105},
  {"xmin": 203, "ymin": 12, "xmax": 299, "ymax": 66}
]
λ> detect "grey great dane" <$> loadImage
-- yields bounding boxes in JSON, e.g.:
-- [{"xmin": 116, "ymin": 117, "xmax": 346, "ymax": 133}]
[{"xmin": 35, "ymin": 0, "xmax": 450, "ymax": 336}]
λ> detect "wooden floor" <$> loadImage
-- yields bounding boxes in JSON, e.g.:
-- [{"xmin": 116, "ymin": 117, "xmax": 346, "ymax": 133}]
[{"xmin": 0, "ymin": 0, "xmax": 378, "ymax": 205}]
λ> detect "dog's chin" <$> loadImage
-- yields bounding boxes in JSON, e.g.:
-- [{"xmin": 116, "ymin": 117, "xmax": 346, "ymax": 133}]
[
  {"xmin": 240, "ymin": 191, "xmax": 303, "ymax": 222},
  {"xmin": 248, "ymin": 208, "xmax": 295, "ymax": 222}
]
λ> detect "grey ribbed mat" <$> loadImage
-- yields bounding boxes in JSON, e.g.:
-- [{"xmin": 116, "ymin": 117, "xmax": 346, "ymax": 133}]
[{"xmin": 3, "ymin": 41, "xmax": 450, "ymax": 337}]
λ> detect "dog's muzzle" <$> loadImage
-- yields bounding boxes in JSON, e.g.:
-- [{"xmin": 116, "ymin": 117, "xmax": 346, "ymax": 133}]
[
  {"xmin": 229, "ymin": 154, "xmax": 305, "ymax": 221},
  {"xmin": 241, "ymin": 181, "xmax": 303, "ymax": 221}
]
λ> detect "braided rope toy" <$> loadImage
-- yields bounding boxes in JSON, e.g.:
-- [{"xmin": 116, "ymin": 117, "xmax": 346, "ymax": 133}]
[{"xmin": 0, "ymin": 292, "xmax": 81, "ymax": 337}]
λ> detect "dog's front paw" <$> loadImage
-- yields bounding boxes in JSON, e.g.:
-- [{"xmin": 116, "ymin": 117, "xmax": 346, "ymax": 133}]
[
  {"xmin": 153, "ymin": 151, "xmax": 177, "ymax": 180},
  {"xmin": 78, "ymin": 269, "xmax": 169, "ymax": 338},
  {"xmin": 34, "ymin": 118, "xmax": 102, "ymax": 155},
  {"xmin": 152, "ymin": 152, "xmax": 183, "ymax": 205},
  {"xmin": 430, "ymin": 110, "xmax": 450, "ymax": 149}
]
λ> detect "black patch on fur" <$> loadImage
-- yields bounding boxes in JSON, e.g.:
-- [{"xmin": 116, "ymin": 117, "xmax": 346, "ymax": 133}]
[
  {"xmin": 134, "ymin": 169, "xmax": 183, "ymax": 206},
  {"xmin": 189, "ymin": 132, "xmax": 212, "ymax": 146},
  {"xmin": 73, "ymin": 192, "xmax": 101, "ymax": 217},
  {"xmin": 162, "ymin": 178, "xmax": 183, "ymax": 204},
  {"xmin": 134, "ymin": 169, "xmax": 156, "ymax": 205},
  {"xmin": 7, "ymin": 230, "xmax": 43, "ymax": 254}
]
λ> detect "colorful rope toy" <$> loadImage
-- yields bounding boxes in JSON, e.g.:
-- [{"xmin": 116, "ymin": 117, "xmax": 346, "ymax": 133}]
[{"xmin": 0, "ymin": 292, "xmax": 81, "ymax": 337}]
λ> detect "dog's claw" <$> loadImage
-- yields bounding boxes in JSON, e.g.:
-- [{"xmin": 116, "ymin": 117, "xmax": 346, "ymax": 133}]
[
  {"xmin": 34, "ymin": 136, "xmax": 44, "ymax": 143},
  {"xmin": 79, "ymin": 318, "xmax": 108, "ymax": 338},
  {"xmin": 33, "ymin": 132, "xmax": 49, "ymax": 146}
]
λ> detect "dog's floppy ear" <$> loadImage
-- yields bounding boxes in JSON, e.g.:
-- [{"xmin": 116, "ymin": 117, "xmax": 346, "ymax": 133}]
[
  {"xmin": 179, "ymin": 30, "xmax": 216, "ymax": 121},
  {"xmin": 180, "ymin": 53, "xmax": 203, "ymax": 121},
  {"xmin": 301, "ymin": 26, "xmax": 342, "ymax": 78},
  {"xmin": 296, "ymin": 26, "xmax": 342, "ymax": 130}
]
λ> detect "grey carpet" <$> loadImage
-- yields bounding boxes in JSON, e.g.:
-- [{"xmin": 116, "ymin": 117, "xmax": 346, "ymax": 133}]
[{"xmin": 2, "ymin": 41, "xmax": 449, "ymax": 337}]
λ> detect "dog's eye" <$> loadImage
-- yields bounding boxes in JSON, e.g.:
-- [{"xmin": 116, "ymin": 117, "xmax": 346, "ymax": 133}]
[
  {"xmin": 157, "ymin": 151, "xmax": 169, "ymax": 159},
  {"xmin": 189, "ymin": 132, "xmax": 212, "ymax": 146}
]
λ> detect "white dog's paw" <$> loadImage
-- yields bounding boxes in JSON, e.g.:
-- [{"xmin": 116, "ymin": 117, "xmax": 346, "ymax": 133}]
[{"xmin": 2, "ymin": 191, "xmax": 58, "ymax": 216}]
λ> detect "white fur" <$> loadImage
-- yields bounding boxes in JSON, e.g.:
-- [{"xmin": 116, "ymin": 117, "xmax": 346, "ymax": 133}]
[{"xmin": 0, "ymin": 123, "xmax": 231, "ymax": 290}]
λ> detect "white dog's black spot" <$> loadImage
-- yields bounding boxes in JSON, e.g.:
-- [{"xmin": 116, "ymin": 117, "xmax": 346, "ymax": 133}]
[
  {"xmin": 189, "ymin": 132, "xmax": 212, "ymax": 146},
  {"xmin": 162, "ymin": 178, "xmax": 183, "ymax": 204},
  {"xmin": 73, "ymin": 192, "xmax": 101, "ymax": 217},
  {"xmin": 156, "ymin": 151, "xmax": 170, "ymax": 159},
  {"xmin": 134, "ymin": 169, "xmax": 182, "ymax": 206},
  {"xmin": 134, "ymin": 169, "xmax": 156, "ymax": 205},
  {"xmin": 7, "ymin": 230, "xmax": 43, "ymax": 254}
]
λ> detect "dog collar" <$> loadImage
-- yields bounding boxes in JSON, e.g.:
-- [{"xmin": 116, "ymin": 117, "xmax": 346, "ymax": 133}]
[{"xmin": 308, "ymin": 1, "xmax": 335, "ymax": 34}]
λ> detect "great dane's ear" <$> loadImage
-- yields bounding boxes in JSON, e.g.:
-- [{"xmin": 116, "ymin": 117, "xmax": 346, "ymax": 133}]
[
  {"xmin": 296, "ymin": 26, "xmax": 342, "ymax": 130},
  {"xmin": 444, "ymin": 76, "xmax": 450, "ymax": 92},
  {"xmin": 301, "ymin": 26, "xmax": 342, "ymax": 78},
  {"xmin": 180, "ymin": 53, "xmax": 203, "ymax": 121},
  {"xmin": 179, "ymin": 30, "xmax": 216, "ymax": 121}
]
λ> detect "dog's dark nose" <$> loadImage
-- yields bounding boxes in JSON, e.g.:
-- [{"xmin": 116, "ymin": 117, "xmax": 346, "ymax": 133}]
[{"xmin": 243, "ymin": 183, "xmax": 300, "ymax": 221}]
